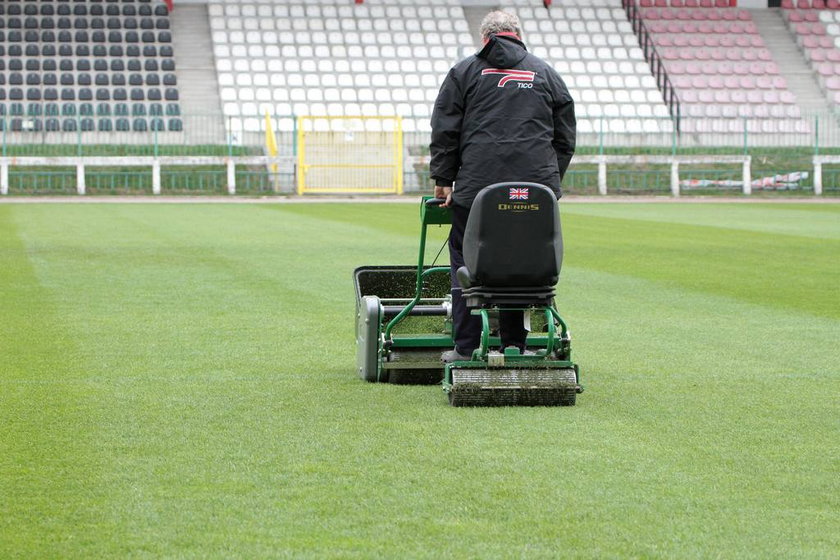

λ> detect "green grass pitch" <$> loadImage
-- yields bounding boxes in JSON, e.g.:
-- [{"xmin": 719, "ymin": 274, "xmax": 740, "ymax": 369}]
[{"xmin": 1, "ymin": 201, "xmax": 838, "ymax": 558}]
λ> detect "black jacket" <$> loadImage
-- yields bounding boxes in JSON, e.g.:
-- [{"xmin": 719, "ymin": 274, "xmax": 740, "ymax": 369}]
[{"xmin": 429, "ymin": 34, "xmax": 576, "ymax": 207}]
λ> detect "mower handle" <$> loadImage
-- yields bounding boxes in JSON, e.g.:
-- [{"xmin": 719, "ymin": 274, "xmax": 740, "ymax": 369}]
[{"xmin": 425, "ymin": 198, "xmax": 447, "ymax": 207}]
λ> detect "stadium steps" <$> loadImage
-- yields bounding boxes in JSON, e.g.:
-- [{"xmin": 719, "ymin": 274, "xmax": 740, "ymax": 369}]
[
  {"xmin": 751, "ymin": 8, "xmax": 836, "ymax": 121},
  {"xmin": 462, "ymin": 5, "xmax": 494, "ymax": 49},
  {"xmin": 170, "ymin": 4, "xmax": 225, "ymax": 143}
]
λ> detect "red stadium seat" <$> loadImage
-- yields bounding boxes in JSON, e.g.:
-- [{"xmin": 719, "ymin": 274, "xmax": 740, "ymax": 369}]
[
  {"xmin": 724, "ymin": 75, "xmax": 740, "ymax": 89},
  {"xmin": 780, "ymin": 91, "xmax": 797, "ymax": 103},
  {"xmin": 756, "ymin": 76, "xmax": 773, "ymax": 89},
  {"xmin": 788, "ymin": 11, "xmax": 805, "ymax": 23}
]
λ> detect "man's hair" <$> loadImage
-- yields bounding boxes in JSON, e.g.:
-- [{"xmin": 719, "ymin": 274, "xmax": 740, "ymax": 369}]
[{"xmin": 479, "ymin": 10, "xmax": 522, "ymax": 42}]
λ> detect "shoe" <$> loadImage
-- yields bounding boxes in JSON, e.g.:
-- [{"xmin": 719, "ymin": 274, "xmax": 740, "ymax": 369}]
[
  {"xmin": 500, "ymin": 346, "xmax": 536, "ymax": 356},
  {"xmin": 441, "ymin": 349, "xmax": 472, "ymax": 363}
]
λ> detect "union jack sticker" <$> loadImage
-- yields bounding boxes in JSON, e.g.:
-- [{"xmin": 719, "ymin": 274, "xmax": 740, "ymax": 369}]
[{"xmin": 509, "ymin": 187, "xmax": 529, "ymax": 200}]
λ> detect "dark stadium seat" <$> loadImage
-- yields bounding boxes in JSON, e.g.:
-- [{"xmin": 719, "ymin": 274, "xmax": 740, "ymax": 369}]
[
  {"xmin": 127, "ymin": 59, "xmax": 141, "ymax": 72},
  {"xmin": 163, "ymin": 74, "xmax": 177, "ymax": 86},
  {"xmin": 130, "ymin": 88, "xmax": 145, "ymax": 101},
  {"xmin": 0, "ymin": 74, "xmax": 5, "ymax": 86},
  {"xmin": 7, "ymin": 5, "xmax": 20, "ymax": 16},
  {"xmin": 114, "ymin": 103, "xmax": 129, "ymax": 116},
  {"xmin": 78, "ymin": 73, "xmax": 92, "ymax": 86},
  {"xmin": 142, "ymin": 31, "xmax": 155, "ymax": 43},
  {"xmin": 26, "ymin": 89, "xmax": 41, "ymax": 101},
  {"xmin": 133, "ymin": 118, "xmax": 148, "ymax": 132},
  {"xmin": 147, "ymin": 74, "xmax": 160, "ymax": 86},
  {"xmin": 94, "ymin": 60, "xmax": 108, "ymax": 72},
  {"xmin": 63, "ymin": 119, "xmax": 78, "ymax": 132},
  {"xmin": 25, "ymin": 18, "xmax": 38, "ymax": 29},
  {"xmin": 58, "ymin": 17, "xmax": 71, "ymax": 29},
  {"xmin": 79, "ymin": 88, "xmax": 93, "ymax": 101},
  {"xmin": 75, "ymin": 44, "xmax": 90, "ymax": 56},
  {"xmin": 113, "ymin": 88, "xmax": 127, "ymax": 101},
  {"xmin": 126, "ymin": 45, "xmax": 140, "ymax": 57},
  {"xmin": 93, "ymin": 45, "xmax": 107, "ymax": 57},
  {"xmin": 149, "ymin": 103, "xmax": 163, "ymax": 116},
  {"xmin": 92, "ymin": 31, "xmax": 106, "ymax": 42},
  {"xmin": 57, "ymin": 5, "xmax": 71, "ymax": 16},
  {"xmin": 98, "ymin": 118, "xmax": 113, "ymax": 132},
  {"xmin": 43, "ymin": 44, "xmax": 57, "ymax": 57},
  {"xmin": 77, "ymin": 59, "xmax": 91, "ymax": 71},
  {"xmin": 41, "ymin": 5, "xmax": 55, "ymax": 16},
  {"xmin": 46, "ymin": 118, "xmax": 61, "ymax": 132},
  {"xmin": 106, "ymin": 5, "xmax": 120, "ymax": 17},
  {"xmin": 124, "ymin": 5, "xmax": 137, "ymax": 16},
  {"xmin": 155, "ymin": 4, "xmax": 169, "ymax": 16},
  {"xmin": 91, "ymin": 17, "xmax": 104, "ymax": 29},
  {"xmin": 90, "ymin": 5, "xmax": 104, "ymax": 16},
  {"xmin": 107, "ymin": 16, "xmax": 120, "ymax": 29},
  {"xmin": 9, "ymin": 103, "xmax": 24, "ymax": 116},
  {"xmin": 80, "ymin": 103, "xmax": 94, "ymax": 117},
  {"xmin": 9, "ymin": 88, "xmax": 24, "ymax": 101},
  {"xmin": 96, "ymin": 89, "xmax": 111, "ymax": 101},
  {"xmin": 168, "ymin": 118, "xmax": 183, "ymax": 132},
  {"xmin": 81, "ymin": 118, "xmax": 95, "ymax": 132},
  {"xmin": 160, "ymin": 58, "xmax": 175, "ymax": 72},
  {"xmin": 97, "ymin": 103, "xmax": 111, "ymax": 116},
  {"xmin": 145, "ymin": 59, "xmax": 159, "ymax": 71},
  {"xmin": 109, "ymin": 45, "xmax": 124, "ymax": 57},
  {"xmin": 25, "ymin": 43, "xmax": 38, "ymax": 57},
  {"xmin": 24, "ymin": 4, "xmax": 38, "ymax": 16},
  {"xmin": 7, "ymin": 30, "xmax": 22, "ymax": 42},
  {"xmin": 27, "ymin": 103, "xmax": 42, "ymax": 116},
  {"xmin": 132, "ymin": 103, "xmax": 147, "ymax": 116},
  {"xmin": 95, "ymin": 73, "xmax": 109, "ymax": 86},
  {"xmin": 44, "ymin": 74, "xmax": 57, "ymax": 86},
  {"xmin": 115, "ymin": 118, "xmax": 130, "ymax": 131},
  {"xmin": 112, "ymin": 73, "xmax": 126, "ymax": 86},
  {"xmin": 62, "ymin": 103, "xmax": 76, "ymax": 116},
  {"xmin": 41, "ymin": 18, "xmax": 55, "ymax": 30},
  {"xmin": 156, "ymin": 18, "xmax": 169, "ymax": 30},
  {"xmin": 75, "ymin": 31, "xmax": 89, "ymax": 42},
  {"xmin": 8, "ymin": 17, "xmax": 22, "ymax": 30},
  {"xmin": 160, "ymin": 45, "xmax": 173, "ymax": 57},
  {"xmin": 74, "ymin": 17, "xmax": 88, "ymax": 29},
  {"xmin": 58, "ymin": 32, "xmax": 72, "ymax": 45},
  {"xmin": 61, "ymin": 89, "xmax": 75, "ymax": 101},
  {"xmin": 109, "ymin": 31, "xmax": 122, "ymax": 42},
  {"xmin": 139, "ymin": 5, "xmax": 152, "ymax": 16},
  {"xmin": 158, "ymin": 31, "xmax": 171, "ymax": 43},
  {"xmin": 141, "ymin": 17, "xmax": 154, "ymax": 29},
  {"xmin": 143, "ymin": 45, "xmax": 157, "ymax": 57},
  {"xmin": 60, "ymin": 73, "xmax": 74, "ymax": 85},
  {"xmin": 126, "ymin": 31, "xmax": 139, "ymax": 43},
  {"xmin": 8, "ymin": 44, "xmax": 22, "ymax": 57},
  {"xmin": 25, "ymin": 59, "xmax": 39, "ymax": 71},
  {"xmin": 45, "ymin": 103, "xmax": 60, "ymax": 116},
  {"xmin": 151, "ymin": 118, "xmax": 165, "ymax": 131},
  {"xmin": 26, "ymin": 73, "xmax": 40, "ymax": 85},
  {"xmin": 129, "ymin": 73, "xmax": 143, "ymax": 86},
  {"xmin": 124, "ymin": 17, "xmax": 137, "ymax": 29},
  {"xmin": 166, "ymin": 103, "xmax": 180, "ymax": 116},
  {"xmin": 9, "ymin": 72, "xmax": 23, "ymax": 85},
  {"xmin": 10, "ymin": 119, "xmax": 23, "ymax": 132},
  {"xmin": 148, "ymin": 88, "xmax": 162, "ymax": 101}
]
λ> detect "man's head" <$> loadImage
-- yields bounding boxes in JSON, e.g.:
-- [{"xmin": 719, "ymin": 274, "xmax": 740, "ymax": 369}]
[{"xmin": 479, "ymin": 10, "xmax": 522, "ymax": 44}]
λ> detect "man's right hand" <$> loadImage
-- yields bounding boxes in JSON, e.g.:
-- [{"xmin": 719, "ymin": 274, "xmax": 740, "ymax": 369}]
[{"xmin": 434, "ymin": 185, "xmax": 453, "ymax": 207}]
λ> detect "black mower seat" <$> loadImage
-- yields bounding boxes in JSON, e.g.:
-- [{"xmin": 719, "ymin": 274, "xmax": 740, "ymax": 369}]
[{"xmin": 457, "ymin": 182, "xmax": 562, "ymax": 308}]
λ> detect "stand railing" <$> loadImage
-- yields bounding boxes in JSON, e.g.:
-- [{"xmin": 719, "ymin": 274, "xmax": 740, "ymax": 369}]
[{"xmin": 623, "ymin": 0, "xmax": 681, "ymax": 134}]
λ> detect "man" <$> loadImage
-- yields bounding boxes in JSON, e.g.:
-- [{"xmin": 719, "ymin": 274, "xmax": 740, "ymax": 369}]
[{"xmin": 429, "ymin": 10, "xmax": 576, "ymax": 362}]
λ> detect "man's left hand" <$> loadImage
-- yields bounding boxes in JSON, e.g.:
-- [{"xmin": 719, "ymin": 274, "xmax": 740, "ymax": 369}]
[{"xmin": 434, "ymin": 186, "xmax": 453, "ymax": 207}]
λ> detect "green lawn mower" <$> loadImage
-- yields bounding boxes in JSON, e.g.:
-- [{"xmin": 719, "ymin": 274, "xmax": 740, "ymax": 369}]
[{"xmin": 354, "ymin": 182, "xmax": 582, "ymax": 406}]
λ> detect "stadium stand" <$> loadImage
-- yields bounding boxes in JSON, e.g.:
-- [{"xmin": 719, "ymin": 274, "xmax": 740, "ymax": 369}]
[
  {"xmin": 637, "ymin": 4, "xmax": 810, "ymax": 135},
  {"xmin": 209, "ymin": 0, "xmax": 473, "ymax": 134},
  {"xmin": 501, "ymin": 0, "xmax": 673, "ymax": 136},
  {"xmin": 209, "ymin": 0, "xmax": 674, "ymax": 139},
  {"xmin": 0, "ymin": 0, "xmax": 182, "ymax": 134},
  {"xmin": 784, "ymin": 8, "xmax": 840, "ymax": 107}
]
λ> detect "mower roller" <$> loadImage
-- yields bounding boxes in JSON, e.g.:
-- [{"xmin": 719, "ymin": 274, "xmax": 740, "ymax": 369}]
[{"xmin": 354, "ymin": 183, "xmax": 582, "ymax": 406}]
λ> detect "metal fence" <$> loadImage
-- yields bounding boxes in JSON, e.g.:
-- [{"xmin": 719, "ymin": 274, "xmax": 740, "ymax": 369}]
[{"xmin": 2, "ymin": 112, "xmax": 839, "ymax": 195}]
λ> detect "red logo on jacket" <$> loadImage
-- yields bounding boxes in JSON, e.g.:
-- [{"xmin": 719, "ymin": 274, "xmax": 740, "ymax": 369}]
[{"xmin": 481, "ymin": 68, "xmax": 536, "ymax": 88}]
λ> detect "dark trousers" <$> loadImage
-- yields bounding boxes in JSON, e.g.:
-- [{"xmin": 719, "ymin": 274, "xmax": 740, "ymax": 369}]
[{"xmin": 449, "ymin": 203, "xmax": 528, "ymax": 354}]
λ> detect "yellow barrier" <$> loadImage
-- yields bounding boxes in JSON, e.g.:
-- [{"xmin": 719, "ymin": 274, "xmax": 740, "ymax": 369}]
[{"xmin": 296, "ymin": 116, "xmax": 403, "ymax": 195}]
